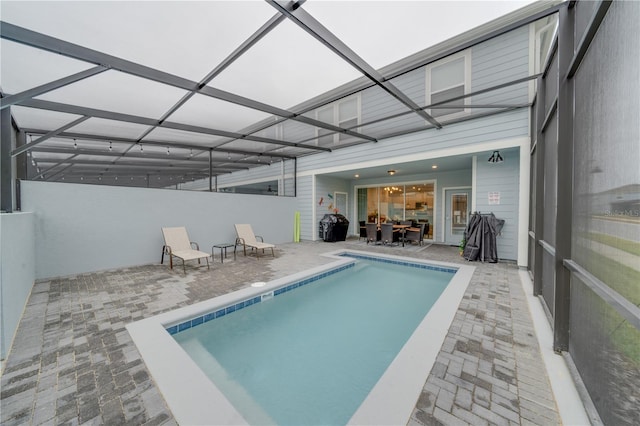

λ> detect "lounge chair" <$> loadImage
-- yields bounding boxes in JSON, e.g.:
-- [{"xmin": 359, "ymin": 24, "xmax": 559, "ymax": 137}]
[
  {"xmin": 234, "ymin": 224, "xmax": 275, "ymax": 258},
  {"xmin": 161, "ymin": 227, "xmax": 210, "ymax": 273}
]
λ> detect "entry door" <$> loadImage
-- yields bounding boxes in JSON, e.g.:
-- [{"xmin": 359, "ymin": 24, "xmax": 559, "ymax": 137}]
[
  {"xmin": 445, "ymin": 189, "xmax": 471, "ymax": 245},
  {"xmin": 334, "ymin": 192, "xmax": 347, "ymax": 217}
]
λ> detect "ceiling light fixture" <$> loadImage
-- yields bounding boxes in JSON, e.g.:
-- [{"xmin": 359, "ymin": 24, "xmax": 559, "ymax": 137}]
[
  {"xmin": 431, "ymin": 165, "xmax": 438, "ymax": 169},
  {"xmin": 387, "ymin": 170, "xmax": 396, "ymax": 176},
  {"xmin": 487, "ymin": 150, "xmax": 504, "ymax": 163},
  {"xmin": 354, "ymin": 174, "xmax": 359, "ymax": 178}
]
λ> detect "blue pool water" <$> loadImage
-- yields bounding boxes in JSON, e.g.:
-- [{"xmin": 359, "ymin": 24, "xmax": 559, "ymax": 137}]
[{"xmin": 172, "ymin": 257, "xmax": 454, "ymax": 425}]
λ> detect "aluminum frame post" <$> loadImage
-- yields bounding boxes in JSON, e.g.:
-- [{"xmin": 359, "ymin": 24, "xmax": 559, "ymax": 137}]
[
  {"xmin": 209, "ymin": 149, "xmax": 213, "ymax": 192},
  {"xmin": 1, "ymin": 107, "xmax": 14, "ymax": 212},
  {"xmin": 533, "ymin": 76, "xmax": 546, "ymax": 297},
  {"xmin": 553, "ymin": 4, "xmax": 575, "ymax": 353}
]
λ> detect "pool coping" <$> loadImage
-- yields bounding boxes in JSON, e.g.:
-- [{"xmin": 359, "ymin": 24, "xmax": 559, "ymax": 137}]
[{"xmin": 126, "ymin": 250, "xmax": 475, "ymax": 425}]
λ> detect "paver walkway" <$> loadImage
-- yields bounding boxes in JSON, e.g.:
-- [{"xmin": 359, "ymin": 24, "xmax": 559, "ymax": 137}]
[{"xmin": 1, "ymin": 241, "xmax": 561, "ymax": 425}]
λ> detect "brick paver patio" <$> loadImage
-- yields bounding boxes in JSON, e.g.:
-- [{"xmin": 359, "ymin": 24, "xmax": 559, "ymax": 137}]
[{"xmin": 1, "ymin": 241, "xmax": 561, "ymax": 425}]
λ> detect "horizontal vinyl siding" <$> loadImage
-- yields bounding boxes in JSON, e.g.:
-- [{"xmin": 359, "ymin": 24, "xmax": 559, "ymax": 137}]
[
  {"xmin": 361, "ymin": 86, "xmax": 410, "ymax": 123},
  {"xmin": 214, "ymin": 108, "xmax": 528, "ymax": 192},
  {"xmin": 297, "ymin": 108, "xmax": 528, "ymax": 173},
  {"xmin": 472, "ymin": 26, "xmax": 529, "ymax": 88},
  {"xmin": 388, "ymin": 67, "xmax": 425, "ymax": 106},
  {"xmin": 360, "ymin": 85, "xmax": 418, "ymax": 137},
  {"xmin": 474, "ymin": 147, "xmax": 520, "ymax": 260},
  {"xmin": 472, "ymin": 26, "xmax": 530, "ymax": 106},
  {"xmin": 315, "ymin": 175, "xmax": 351, "ymax": 233},
  {"xmin": 296, "ymin": 175, "xmax": 314, "ymax": 241},
  {"xmin": 284, "ymin": 120, "xmax": 315, "ymax": 143},
  {"xmin": 218, "ymin": 162, "xmax": 284, "ymax": 186}
]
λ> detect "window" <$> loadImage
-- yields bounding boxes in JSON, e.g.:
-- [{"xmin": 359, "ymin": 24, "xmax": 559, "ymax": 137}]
[
  {"xmin": 337, "ymin": 97, "xmax": 358, "ymax": 142},
  {"xmin": 426, "ymin": 50, "xmax": 470, "ymax": 119},
  {"xmin": 316, "ymin": 106, "xmax": 334, "ymax": 145},
  {"xmin": 315, "ymin": 95, "xmax": 360, "ymax": 145},
  {"xmin": 534, "ymin": 18, "xmax": 558, "ymax": 73}
]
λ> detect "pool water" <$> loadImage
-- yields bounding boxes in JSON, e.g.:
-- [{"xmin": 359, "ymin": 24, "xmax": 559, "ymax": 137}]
[{"xmin": 173, "ymin": 258, "xmax": 453, "ymax": 425}]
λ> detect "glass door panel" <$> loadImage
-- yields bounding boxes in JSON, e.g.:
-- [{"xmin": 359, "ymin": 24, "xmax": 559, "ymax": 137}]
[
  {"xmin": 356, "ymin": 182, "xmax": 435, "ymax": 239},
  {"xmin": 445, "ymin": 189, "xmax": 470, "ymax": 244},
  {"xmin": 451, "ymin": 193, "xmax": 469, "ymax": 233},
  {"xmin": 405, "ymin": 183, "xmax": 434, "ymax": 238},
  {"xmin": 382, "ymin": 185, "xmax": 404, "ymax": 222}
]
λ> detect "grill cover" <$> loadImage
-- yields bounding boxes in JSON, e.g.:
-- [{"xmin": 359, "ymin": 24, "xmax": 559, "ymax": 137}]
[{"xmin": 319, "ymin": 214, "xmax": 350, "ymax": 242}]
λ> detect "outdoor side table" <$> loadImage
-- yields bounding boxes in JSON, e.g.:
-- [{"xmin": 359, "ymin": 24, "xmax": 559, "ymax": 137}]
[{"xmin": 212, "ymin": 243, "xmax": 236, "ymax": 263}]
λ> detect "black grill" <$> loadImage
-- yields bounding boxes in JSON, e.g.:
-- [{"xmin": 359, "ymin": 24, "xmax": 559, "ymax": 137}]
[{"xmin": 318, "ymin": 214, "xmax": 350, "ymax": 242}]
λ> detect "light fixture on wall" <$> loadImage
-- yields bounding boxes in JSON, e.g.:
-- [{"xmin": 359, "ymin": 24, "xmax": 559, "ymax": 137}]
[
  {"xmin": 487, "ymin": 150, "xmax": 504, "ymax": 163},
  {"xmin": 387, "ymin": 170, "xmax": 396, "ymax": 176}
]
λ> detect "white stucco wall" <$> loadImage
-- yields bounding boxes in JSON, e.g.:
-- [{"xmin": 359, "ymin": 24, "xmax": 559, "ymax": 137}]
[
  {"xmin": 20, "ymin": 181, "xmax": 297, "ymax": 279},
  {"xmin": 0, "ymin": 212, "xmax": 35, "ymax": 360}
]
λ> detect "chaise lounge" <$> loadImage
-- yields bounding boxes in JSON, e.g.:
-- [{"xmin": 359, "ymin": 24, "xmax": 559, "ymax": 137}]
[
  {"xmin": 234, "ymin": 224, "xmax": 275, "ymax": 258},
  {"xmin": 161, "ymin": 227, "xmax": 210, "ymax": 273}
]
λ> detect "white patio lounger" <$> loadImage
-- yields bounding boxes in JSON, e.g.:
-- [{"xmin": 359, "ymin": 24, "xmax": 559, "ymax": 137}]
[
  {"xmin": 161, "ymin": 227, "xmax": 210, "ymax": 273},
  {"xmin": 234, "ymin": 224, "xmax": 275, "ymax": 258}
]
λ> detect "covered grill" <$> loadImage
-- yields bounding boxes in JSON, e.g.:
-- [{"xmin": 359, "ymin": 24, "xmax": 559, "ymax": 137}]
[
  {"xmin": 462, "ymin": 212, "xmax": 505, "ymax": 263},
  {"xmin": 318, "ymin": 214, "xmax": 350, "ymax": 242}
]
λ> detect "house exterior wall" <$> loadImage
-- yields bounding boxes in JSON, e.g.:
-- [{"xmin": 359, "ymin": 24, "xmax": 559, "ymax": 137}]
[
  {"xmin": 474, "ymin": 147, "xmax": 521, "ymax": 260},
  {"xmin": 315, "ymin": 175, "xmax": 351, "ymax": 237},
  {"xmin": 295, "ymin": 175, "xmax": 314, "ymax": 242},
  {"xmin": 211, "ymin": 23, "xmax": 534, "ymax": 261}
]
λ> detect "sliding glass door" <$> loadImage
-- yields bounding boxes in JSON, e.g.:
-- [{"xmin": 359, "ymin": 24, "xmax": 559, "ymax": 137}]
[{"xmin": 357, "ymin": 182, "xmax": 434, "ymax": 239}]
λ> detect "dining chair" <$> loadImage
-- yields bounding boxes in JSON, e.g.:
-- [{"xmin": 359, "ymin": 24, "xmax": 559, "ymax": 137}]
[
  {"xmin": 365, "ymin": 223, "xmax": 381, "ymax": 245},
  {"xmin": 381, "ymin": 223, "xmax": 399, "ymax": 246}
]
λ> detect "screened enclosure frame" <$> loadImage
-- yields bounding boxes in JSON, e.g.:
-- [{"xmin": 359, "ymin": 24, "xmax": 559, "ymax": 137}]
[
  {"xmin": 1, "ymin": 0, "xmax": 563, "ymax": 211},
  {"xmin": 529, "ymin": 1, "xmax": 640, "ymax": 424}
]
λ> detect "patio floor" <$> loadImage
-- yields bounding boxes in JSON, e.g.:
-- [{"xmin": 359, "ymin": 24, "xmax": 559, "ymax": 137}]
[{"xmin": 1, "ymin": 240, "xmax": 564, "ymax": 425}]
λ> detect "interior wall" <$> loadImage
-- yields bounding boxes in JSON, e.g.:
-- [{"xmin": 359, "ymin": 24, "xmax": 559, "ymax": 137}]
[
  {"xmin": 20, "ymin": 181, "xmax": 297, "ymax": 279},
  {"xmin": 0, "ymin": 212, "xmax": 35, "ymax": 360}
]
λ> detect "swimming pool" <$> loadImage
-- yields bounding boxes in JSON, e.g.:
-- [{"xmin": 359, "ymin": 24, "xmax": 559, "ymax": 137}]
[{"xmin": 127, "ymin": 250, "xmax": 474, "ymax": 425}]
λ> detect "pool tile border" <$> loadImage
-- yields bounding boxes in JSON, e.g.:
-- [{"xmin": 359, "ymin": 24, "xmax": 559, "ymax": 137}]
[
  {"xmin": 166, "ymin": 252, "xmax": 458, "ymax": 336},
  {"xmin": 166, "ymin": 262, "xmax": 354, "ymax": 335},
  {"xmin": 340, "ymin": 252, "xmax": 458, "ymax": 274}
]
